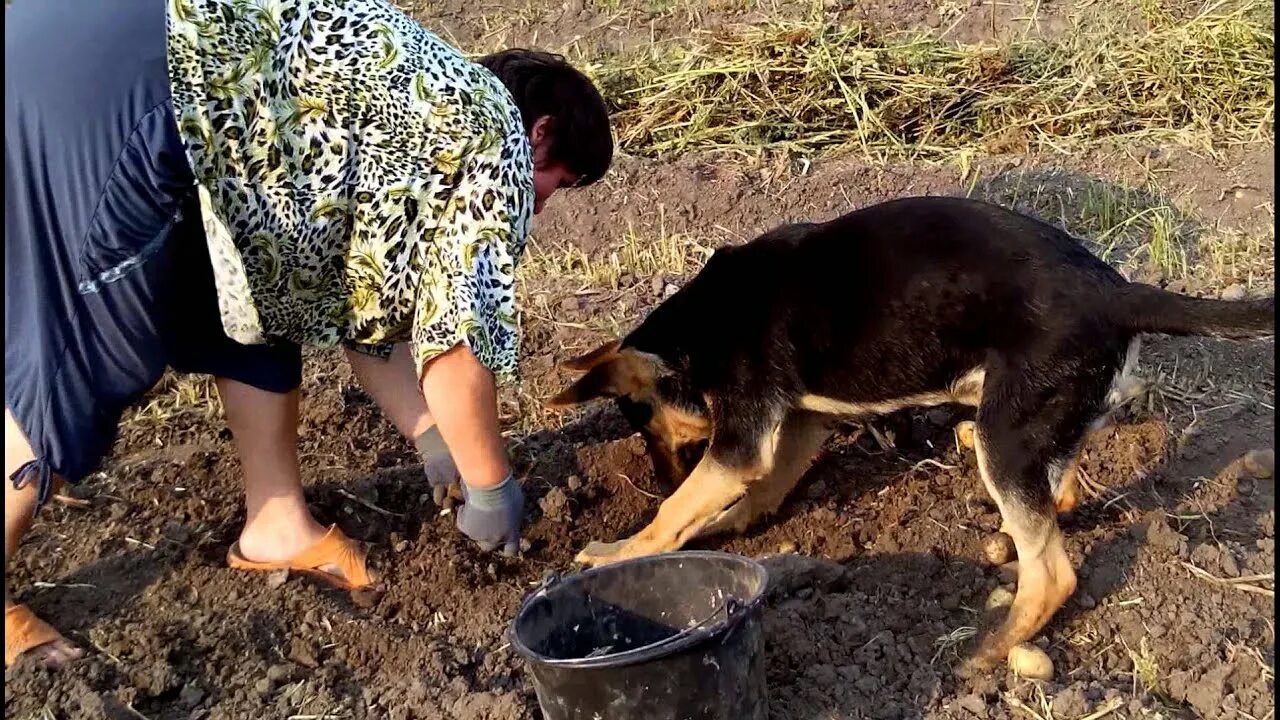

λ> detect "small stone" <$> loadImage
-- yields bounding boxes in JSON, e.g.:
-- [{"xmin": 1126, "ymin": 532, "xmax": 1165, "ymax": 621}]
[
  {"xmin": 983, "ymin": 533, "xmax": 1016, "ymax": 566},
  {"xmin": 519, "ymin": 538, "xmax": 533, "ymax": 554},
  {"xmin": 266, "ymin": 664, "xmax": 294, "ymax": 684},
  {"xmin": 663, "ymin": 283, "xmax": 680, "ymax": 298},
  {"xmin": 393, "ymin": 540, "xmax": 410, "ymax": 553},
  {"xmin": 254, "ymin": 678, "xmax": 274, "ymax": 696},
  {"xmin": 266, "ymin": 569, "xmax": 290, "ymax": 589},
  {"xmin": 1220, "ymin": 284, "xmax": 1247, "ymax": 301},
  {"xmin": 566, "ymin": 475, "xmax": 583, "ymax": 492},
  {"xmin": 179, "ymin": 685, "xmax": 205, "ymax": 708},
  {"xmin": 351, "ymin": 587, "xmax": 384, "ymax": 609},
  {"xmin": 778, "ymin": 541, "xmax": 798, "ymax": 554}
]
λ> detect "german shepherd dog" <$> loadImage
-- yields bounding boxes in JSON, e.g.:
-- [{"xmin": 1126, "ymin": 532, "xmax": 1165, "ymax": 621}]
[{"xmin": 549, "ymin": 195, "xmax": 1274, "ymax": 676}]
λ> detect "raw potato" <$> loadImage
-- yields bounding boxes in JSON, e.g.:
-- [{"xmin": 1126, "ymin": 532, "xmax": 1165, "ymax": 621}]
[
  {"xmin": 955, "ymin": 421, "xmax": 977, "ymax": 450},
  {"xmin": 1008, "ymin": 642, "xmax": 1054, "ymax": 680},
  {"xmin": 985, "ymin": 586, "xmax": 1015, "ymax": 610},
  {"xmin": 1243, "ymin": 448, "xmax": 1275, "ymax": 480},
  {"xmin": 983, "ymin": 532, "xmax": 1016, "ymax": 565}
]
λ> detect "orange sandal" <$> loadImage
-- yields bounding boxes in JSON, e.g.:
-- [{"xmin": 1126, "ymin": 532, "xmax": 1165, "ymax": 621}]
[
  {"xmin": 5, "ymin": 604, "xmax": 70, "ymax": 668},
  {"xmin": 227, "ymin": 525, "xmax": 375, "ymax": 591}
]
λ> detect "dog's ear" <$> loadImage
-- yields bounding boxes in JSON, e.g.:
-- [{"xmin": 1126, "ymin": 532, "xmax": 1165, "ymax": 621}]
[
  {"xmin": 561, "ymin": 339, "xmax": 622, "ymax": 372},
  {"xmin": 548, "ymin": 348, "xmax": 660, "ymax": 408}
]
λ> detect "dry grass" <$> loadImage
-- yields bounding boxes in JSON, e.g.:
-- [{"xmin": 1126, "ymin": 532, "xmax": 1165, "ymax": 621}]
[
  {"xmin": 1123, "ymin": 636, "xmax": 1162, "ymax": 695},
  {"xmin": 521, "ymin": 222, "xmax": 713, "ymax": 289},
  {"xmin": 122, "ymin": 373, "xmax": 222, "ymax": 428},
  {"xmin": 970, "ymin": 165, "xmax": 1276, "ymax": 285},
  {"xmin": 587, "ymin": 1, "xmax": 1273, "ymax": 161}
]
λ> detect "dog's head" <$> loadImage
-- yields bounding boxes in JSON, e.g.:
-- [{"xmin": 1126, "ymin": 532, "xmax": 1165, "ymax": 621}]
[{"xmin": 548, "ymin": 340, "xmax": 710, "ymax": 487}]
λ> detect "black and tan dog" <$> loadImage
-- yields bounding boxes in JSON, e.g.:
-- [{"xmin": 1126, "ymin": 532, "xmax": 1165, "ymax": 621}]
[{"xmin": 549, "ymin": 195, "xmax": 1274, "ymax": 675}]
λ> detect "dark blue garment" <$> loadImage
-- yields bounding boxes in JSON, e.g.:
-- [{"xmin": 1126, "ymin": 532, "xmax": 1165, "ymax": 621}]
[{"xmin": 5, "ymin": 0, "xmax": 302, "ymax": 507}]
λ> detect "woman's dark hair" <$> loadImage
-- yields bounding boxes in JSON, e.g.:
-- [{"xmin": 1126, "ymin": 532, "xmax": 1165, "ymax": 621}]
[{"xmin": 477, "ymin": 49, "xmax": 614, "ymax": 187}]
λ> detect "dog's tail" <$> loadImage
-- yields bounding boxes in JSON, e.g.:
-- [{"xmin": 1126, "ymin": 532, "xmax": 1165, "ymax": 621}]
[{"xmin": 1111, "ymin": 283, "xmax": 1274, "ymax": 339}]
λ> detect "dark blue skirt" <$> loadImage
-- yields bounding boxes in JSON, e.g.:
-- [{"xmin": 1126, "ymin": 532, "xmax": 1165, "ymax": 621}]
[{"xmin": 5, "ymin": 0, "xmax": 304, "ymax": 506}]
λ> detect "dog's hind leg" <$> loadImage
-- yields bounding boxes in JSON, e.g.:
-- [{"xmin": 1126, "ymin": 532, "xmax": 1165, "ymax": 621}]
[
  {"xmin": 698, "ymin": 411, "xmax": 833, "ymax": 538},
  {"xmin": 962, "ymin": 423, "xmax": 1078, "ymax": 678},
  {"xmin": 956, "ymin": 352, "xmax": 1125, "ymax": 678}
]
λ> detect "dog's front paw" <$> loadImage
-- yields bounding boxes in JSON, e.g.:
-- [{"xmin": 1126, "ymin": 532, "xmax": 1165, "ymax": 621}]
[
  {"xmin": 955, "ymin": 652, "xmax": 1000, "ymax": 681},
  {"xmin": 574, "ymin": 539, "xmax": 631, "ymax": 567}
]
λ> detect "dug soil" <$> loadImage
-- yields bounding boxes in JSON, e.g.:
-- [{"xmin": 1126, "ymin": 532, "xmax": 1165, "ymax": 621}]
[{"xmin": 6, "ymin": 147, "xmax": 1274, "ymax": 719}]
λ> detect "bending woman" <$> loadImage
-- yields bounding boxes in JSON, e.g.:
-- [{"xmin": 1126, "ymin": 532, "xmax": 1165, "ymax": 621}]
[{"xmin": 4, "ymin": 0, "xmax": 612, "ymax": 668}]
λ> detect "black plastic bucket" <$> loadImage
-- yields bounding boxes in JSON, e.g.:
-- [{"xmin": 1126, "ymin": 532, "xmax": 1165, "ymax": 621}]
[{"xmin": 510, "ymin": 551, "xmax": 769, "ymax": 720}]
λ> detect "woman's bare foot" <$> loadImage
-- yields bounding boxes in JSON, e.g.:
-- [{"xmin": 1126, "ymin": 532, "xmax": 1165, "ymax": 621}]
[
  {"xmin": 233, "ymin": 516, "xmax": 373, "ymax": 586},
  {"xmin": 4, "ymin": 603, "xmax": 83, "ymax": 669}
]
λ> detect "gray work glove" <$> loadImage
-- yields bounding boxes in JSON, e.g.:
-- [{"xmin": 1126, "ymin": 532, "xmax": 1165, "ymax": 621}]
[
  {"xmin": 416, "ymin": 426, "xmax": 460, "ymax": 507},
  {"xmin": 456, "ymin": 475, "xmax": 524, "ymax": 557}
]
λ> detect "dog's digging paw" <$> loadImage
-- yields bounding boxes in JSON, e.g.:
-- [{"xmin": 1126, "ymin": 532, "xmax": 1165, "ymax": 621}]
[
  {"xmin": 574, "ymin": 539, "xmax": 631, "ymax": 567},
  {"xmin": 955, "ymin": 653, "xmax": 1000, "ymax": 681}
]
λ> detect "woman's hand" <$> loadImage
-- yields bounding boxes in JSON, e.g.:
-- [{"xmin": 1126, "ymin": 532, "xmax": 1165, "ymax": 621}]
[
  {"xmin": 418, "ymin": 344, "xmax": 524, "ymax": 556},
  {"xmin": 416, "ymin": 426, "xmax": 461, "ymax": 506},
  {"xmin": 456, "ymin": 476, "xmax": 524, "ymax": 556}
]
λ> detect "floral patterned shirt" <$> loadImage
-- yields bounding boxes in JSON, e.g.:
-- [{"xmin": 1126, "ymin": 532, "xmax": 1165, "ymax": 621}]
[{"xmin": 166, "ymin": 0, "xmax": 534, "ymax": 380}]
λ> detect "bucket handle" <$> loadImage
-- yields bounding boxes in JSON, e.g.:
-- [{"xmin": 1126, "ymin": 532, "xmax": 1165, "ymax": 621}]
[{"xmin": 680, "ymin": 596, "xmax": 745, "ymax": 638}]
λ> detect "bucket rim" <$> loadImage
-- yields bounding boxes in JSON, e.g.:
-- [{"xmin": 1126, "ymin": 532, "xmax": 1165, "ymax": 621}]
[{"xmin": 508, "ymin": 550, "xmax": 768, "ymax": 670}]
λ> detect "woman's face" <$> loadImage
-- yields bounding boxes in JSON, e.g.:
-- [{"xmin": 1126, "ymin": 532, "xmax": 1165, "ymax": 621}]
[{"xmin": 529, "ymin": 117, "xmax": 580, "ymax": 215}]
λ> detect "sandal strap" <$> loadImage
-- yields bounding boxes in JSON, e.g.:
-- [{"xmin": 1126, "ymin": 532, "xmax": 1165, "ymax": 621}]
[{"xmin": 289, "ymin": 525, "xmax": 373, "ymax": 588}]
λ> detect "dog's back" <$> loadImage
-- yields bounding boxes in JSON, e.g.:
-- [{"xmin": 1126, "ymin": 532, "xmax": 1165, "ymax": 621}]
[{"xmin": 626, "ymin": 196, "xmax": 1271, "ymax": 405}]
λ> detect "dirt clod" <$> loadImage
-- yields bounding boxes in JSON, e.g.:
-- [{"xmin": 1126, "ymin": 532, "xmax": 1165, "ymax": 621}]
[{"xmin": 538, "ymin": 487, "xmax": 571, "ymax": 522}]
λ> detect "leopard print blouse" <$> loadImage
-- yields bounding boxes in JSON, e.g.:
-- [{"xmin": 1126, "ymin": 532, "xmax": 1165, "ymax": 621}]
[{"xmin": 166, "ymin": 0, "xmax": 533, "ymax": 380}]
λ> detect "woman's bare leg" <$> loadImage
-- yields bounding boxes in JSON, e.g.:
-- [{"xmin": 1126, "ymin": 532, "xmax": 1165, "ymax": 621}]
[
  {"xmin": 215, "ymin": 380, "xmax": 351, "ymax": 575},
  {"xmin": 344, "ymin": 344, "xmax": 435, "ymax": 440},
  {"xmin": 4, "ymin": 409, "xmax": 83, "ymax": 666}
]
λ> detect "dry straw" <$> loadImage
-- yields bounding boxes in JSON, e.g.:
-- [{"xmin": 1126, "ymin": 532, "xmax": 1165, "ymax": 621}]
[{"xmin": 588, "ymin": 0, "xmax": 1274, "ymax": 160}]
